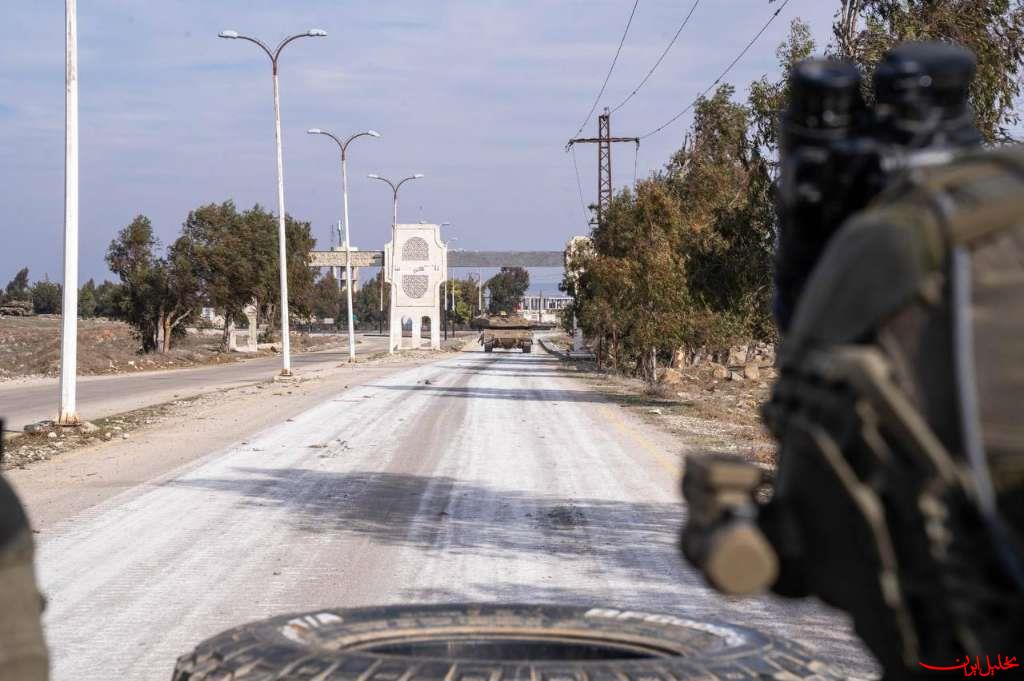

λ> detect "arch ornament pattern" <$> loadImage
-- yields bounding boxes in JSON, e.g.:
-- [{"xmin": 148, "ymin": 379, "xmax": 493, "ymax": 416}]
[
  {"xmin": 402, "ymin": 275, "xmax": 429, "ymax": 299},
  {"xmin": 402, "ymin": 237, "xmax": 429, "ymax": 261}
]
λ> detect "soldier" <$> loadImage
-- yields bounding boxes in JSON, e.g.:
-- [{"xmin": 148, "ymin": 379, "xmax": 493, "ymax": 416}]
[
  {"xmin": 0, "ymin": 465, "xmax": 49, "ymax": 679},
  {"xmin": 682, "ymin": 42, "xmax": 1024, "ymax": 678}
]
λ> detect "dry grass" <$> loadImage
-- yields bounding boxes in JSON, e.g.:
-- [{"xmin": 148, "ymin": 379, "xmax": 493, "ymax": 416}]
[
  {"xmin": 0, "ymin": 316, "xmax": 360, "ymax": 382},
  {"xmin": 557, "ymin": 358, "xmax": 777, "ymax": 467}
]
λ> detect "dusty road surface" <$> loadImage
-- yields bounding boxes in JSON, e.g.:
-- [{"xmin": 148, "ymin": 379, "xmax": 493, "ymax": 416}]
[
  {"xmin": 26, "ymin": 345, "xmax": 876, "ymax": 680},
  {"xmin": 0, "ymin": 334, "xmax": 389, "ymax": 432}
]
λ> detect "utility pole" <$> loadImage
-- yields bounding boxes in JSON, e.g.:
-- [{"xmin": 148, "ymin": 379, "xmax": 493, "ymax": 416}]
[
  {"xmin": 566, "ymin": 108, "xmax": 638, "ymax": 226},
  {"xmin": 58, "ymin": 0, "xmax": 80, "ymax": 426}
]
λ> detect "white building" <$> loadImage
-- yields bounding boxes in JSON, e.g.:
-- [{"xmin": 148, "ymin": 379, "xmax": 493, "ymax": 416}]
[{"xmin": 518, "ymin": 294, "xmax": 570, "ymax": 325}]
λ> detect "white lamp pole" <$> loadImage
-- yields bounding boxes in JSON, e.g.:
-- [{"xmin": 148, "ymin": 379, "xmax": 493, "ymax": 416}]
[
  {"xmin": 58, "ymin": 0, "xmax": 80, "ymax": 426},
  {"xmin": 368, "ymin": 173, "xmax": 424, "ymax": 353},
  {"xmin": 439, "ymin": 222, "xmax": 452, "ymax": 338},
  {"xmin": 219, "ymin": 28, "xmax": 326, "ymax": 376},
  {"xmin": 307, "ymin": 128, "xmax": 380, "ymax": 362}
]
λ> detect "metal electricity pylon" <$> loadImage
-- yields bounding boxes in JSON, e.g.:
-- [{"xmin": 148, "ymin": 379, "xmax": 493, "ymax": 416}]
[{"xmin": 567, "ymin": 108, "xmax": 639, "ymax": 226}]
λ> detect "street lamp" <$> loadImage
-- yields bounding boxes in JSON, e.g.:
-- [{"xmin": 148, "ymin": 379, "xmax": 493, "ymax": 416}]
[
  {"xmin": 58, "ymin": 0, "xmax": 81, "ymax": 425},
  {"xmin": 219, "ymin": 27, "xmax": 326, "ymax": 376},
  {"xmin": 307, "ymin": 128, "xmax": 381, "ymax": 362},
  {"xmin": 439, "ymin": 222, "xmax": 452, "ymax": 340},
  {"xmin": 440, "ymin": 228, "xmax": 456, "ymax": 339},
  {"xmin": 368, "ymin": 173, "xmax": 424, "ymax": 353},
  {"xmin": 468, "ymin": 272, "xmax": 483, "ymax": 315}
]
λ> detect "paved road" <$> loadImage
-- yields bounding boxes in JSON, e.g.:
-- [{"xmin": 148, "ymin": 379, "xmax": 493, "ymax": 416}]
[
  {"xmin": 0, "ymin": 334, "xmax": 390, "ymax": 432},
  {"xmin": 33, "ymin": 346, "xmax": 876, "ymax": 680}
]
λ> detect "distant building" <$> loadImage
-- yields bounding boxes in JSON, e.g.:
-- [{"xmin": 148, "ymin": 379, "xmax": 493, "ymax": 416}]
[
  {"xmin": 200, "ymin": 307, "xmax": 225, "ymax": 327},
  {"xmin": 518, "ymin": 294, "xmax": 570, "ymax": 325}
]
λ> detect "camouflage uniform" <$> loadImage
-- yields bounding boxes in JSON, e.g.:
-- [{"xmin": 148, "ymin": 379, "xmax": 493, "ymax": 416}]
[
  {"xmin": 761, "ymin": 144, "xmax": 1024, "ymax": 675},
  {"xmin": 0, "ymin": 473, "xmax": 49, "ymax": 680}
]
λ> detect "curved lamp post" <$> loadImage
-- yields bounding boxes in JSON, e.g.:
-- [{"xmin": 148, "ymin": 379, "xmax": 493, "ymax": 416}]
[
  {"xmin": 218, "ymin": 28, "xmax": 326, "ymax": 376},
  {"xmin": 367, "ymin": 173, "xmax": 424, "ymax": 353},
  {"xmin": 307, "ymin": 128, "xmax": 381, "ymax": 362}
]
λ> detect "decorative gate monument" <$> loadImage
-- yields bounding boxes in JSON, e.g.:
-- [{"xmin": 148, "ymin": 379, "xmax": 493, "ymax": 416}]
[
  {"xmin": 309, "ymin": 238, "xmax": 574, "ymax": 354},
  {"xmin": 385, "ymin": 224, "xmax": 447, "ymax": 352}
]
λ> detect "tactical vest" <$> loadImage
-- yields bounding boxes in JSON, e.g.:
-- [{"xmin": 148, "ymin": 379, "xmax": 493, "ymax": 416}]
[{"xmin": 762, "ymin": 145, "xmax": 1024, "ymax": 674}]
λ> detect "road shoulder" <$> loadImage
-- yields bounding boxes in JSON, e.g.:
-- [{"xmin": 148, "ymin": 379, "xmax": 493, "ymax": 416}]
[
  {"xmin": 5, "ymin": 349, "xmax": 462, "ymax": 530},
  {"xmin": 543, "ymin": 352, "xmax": 776, "ymax": 467}
]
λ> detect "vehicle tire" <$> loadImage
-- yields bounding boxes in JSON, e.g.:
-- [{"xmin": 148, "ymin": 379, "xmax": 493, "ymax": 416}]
[
  {"xmin": 484, "ymin": 345, "xmax": 493, "ymax": 353},
  {"xmin": 523, "ymin": 345, "xmax": 532, "ymax": 353},
  {"xmin": 172, "ymin": 603, "xmax": 843, "ymax": 681}
]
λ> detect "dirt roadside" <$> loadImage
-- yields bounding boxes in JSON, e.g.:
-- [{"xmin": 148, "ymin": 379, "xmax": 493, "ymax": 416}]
[
  {"xmin": 0, "ymin": 315, "xmax": 366, "ymax": 382},
  {"xmin": 540, "ymin": 343, "xmax": 776, "ymax": 467},
  {"xmin": 5, "ymin": 344, "xmax": 467, "ymax": 530}
]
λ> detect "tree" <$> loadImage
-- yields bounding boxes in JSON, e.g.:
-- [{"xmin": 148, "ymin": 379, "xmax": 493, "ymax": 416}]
[
  {"xmin": 453, "ymin": 277, "xmax": 482, "ymax": 322},
  {"xmin": 667, "ymin": 84, "xmax": 777, "ymax": 343},
  {"xmin": 78, "ymin": 279, "xmax": 97, "ymax": 317},
  {"xmin": 179, "ymin": 201, "xmax": 258, "ymax": 345},
  {"xmin": 93, "ymin": 280, "xmax": 123, "ymax": 318},
  {"xmin": 353, "ymin": 274, "xmax": 390, "ymax": 330},
  {"xmin": 30, "ymin": 279, "xmax": 61, "ymax": 314},
  {"xmin": 439, "ymin": 278, "xmax": 480, "ymax": 327},
  {"xmin": 106, "ymin": 215, "xmax": 200, "ymax": 353},
  {"xmin": 486, "ymin": 267, "xmax": 529, "ymax": 314},
  {"xmin": 577, "ymin": 181, "xmax": 691, "ymax": 379},
  {"xmin": 310, "ymin": 270, "xmax": 344, "ymax": 322},
  {"xmin": 561, "ymin": 8, "xmax": 1023, "ymax": 380},
  {"xmin": 3, "ymin": 267, "xmax": 30, "ymax": 302},
  {"xmin": 283, "ymin": 213, "xmax": 318, "ymax": 321},
  {"xmin": 832, "ymin": 0, "xmax": 1024, "ymax": 142},
  {"xmin": 748, "ymin": 19, "xmax": 816, "ymax": 164},
  {"xmin": 177, "ymin": 202, "xmax": 318, "ymax": 345}
]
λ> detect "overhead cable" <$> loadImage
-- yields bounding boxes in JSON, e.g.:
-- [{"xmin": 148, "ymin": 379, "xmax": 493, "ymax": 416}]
[
  {"xmin": 571, "ymin": 146, "xmax": 591, "ymax": 227},
  {"xmin": 609, "ymin": 0, "xmax": 701, "ymax": 114},
  {"xmin": 572, "ymin": 0, "xmax": 641, "ymax": 138},
  {"xmin": 639, "ymin": 0, "xmax": 792, "ymax": 139}
]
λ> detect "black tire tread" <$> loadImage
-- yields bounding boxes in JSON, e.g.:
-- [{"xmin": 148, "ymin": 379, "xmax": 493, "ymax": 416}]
[{"xmin": 172, "ymin": 604, "xmax": 843, "ymax": 681}]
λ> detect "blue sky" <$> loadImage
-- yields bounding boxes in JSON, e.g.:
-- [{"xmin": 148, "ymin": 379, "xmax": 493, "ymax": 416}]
[{"xmin": 0, "ymin": 1, "xmax": 838, "ymax": 288}]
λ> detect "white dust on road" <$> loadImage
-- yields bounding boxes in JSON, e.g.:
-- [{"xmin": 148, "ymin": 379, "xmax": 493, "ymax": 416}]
[{"xmin": 36, "ymin": 347, "xmax": 875, "ymax": 680}]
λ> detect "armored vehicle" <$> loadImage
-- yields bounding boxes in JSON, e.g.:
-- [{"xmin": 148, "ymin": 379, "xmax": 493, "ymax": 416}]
[{"xmin": 475, "ymin": 312, "xmax": 534, "ymax": 353}]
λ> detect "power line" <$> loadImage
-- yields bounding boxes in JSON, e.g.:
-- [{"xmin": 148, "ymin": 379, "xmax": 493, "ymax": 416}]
[
  {"xmin": 609, "ymin": 0, "xmax": 701, "ymax": 114},
  {"xmin": 571, "ymin": 146, "xmax": 591, "ymax": 227},
  {"xmin": 633, "ymin": 144, "xmax": 639, "ymax": 186},
  {"xmin": 639, "ymin": 0, "xmax": 792, "ymax": 139},
  {"xmin": 572, "ymin": 0, "xmax": 641, "ymax": 138}
]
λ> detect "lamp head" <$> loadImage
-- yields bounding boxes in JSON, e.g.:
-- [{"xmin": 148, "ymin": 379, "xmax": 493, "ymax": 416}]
[
  {"xmin": 413, "ymin": 173, "xmax": 425, "ymax": 178},
  {"xmin": 307, "ymin": 29, "xmax": 328, "ymax": 37},
  {"xmin": 367, "ymin": 130, "xmax": 381, "ymax": 138},
  {"xmin": 307, "ymin": 128, "xmax": 322, "ymax": 135},
  {"xmin": 218, "ymin": 30, "xmax": 240, "ymax": 39},
  {"xmin": 368, "ymin": 173, "xmax": 381, "ymax": 179}
]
